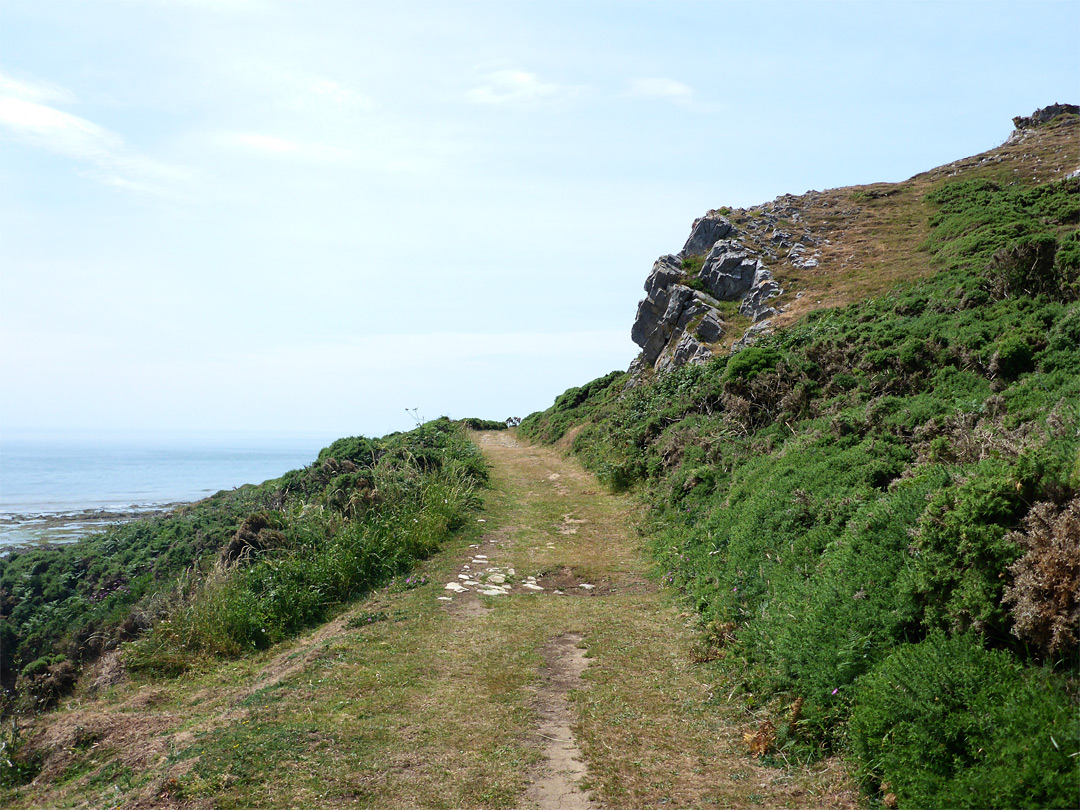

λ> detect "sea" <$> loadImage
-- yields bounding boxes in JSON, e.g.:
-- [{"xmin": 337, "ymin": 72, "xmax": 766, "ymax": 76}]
[{"xmin": 0, "ymin": 430, "xmax": 338, "ymax": 551}]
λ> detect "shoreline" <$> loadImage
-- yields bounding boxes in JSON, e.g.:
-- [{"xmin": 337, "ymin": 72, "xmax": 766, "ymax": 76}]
[{"xmin": 0, "ymin": 503, "xmax": 189, "ymax": 552}]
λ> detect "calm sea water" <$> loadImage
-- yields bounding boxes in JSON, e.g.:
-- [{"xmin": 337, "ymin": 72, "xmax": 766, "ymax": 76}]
[{"xmin": 0, "ymin": 431, "xmax": 337, "ymax": 549}]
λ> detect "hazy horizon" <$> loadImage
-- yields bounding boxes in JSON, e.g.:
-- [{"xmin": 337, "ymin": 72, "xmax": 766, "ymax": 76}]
[{"xmin": 2, "ymin": 0, "xmax": 1078, "ymax": 439}]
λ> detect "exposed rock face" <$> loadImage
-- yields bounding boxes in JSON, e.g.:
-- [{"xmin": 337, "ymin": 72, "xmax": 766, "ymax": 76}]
[
  {"xmin": 629, "ymin": 105, "xmax": 1078, "ymax": 377},
  {"xmin": 1012, "ymin": 103, "xmax": 1079, "ymax": 130},
  {"xmin": 682, "ymin": 216, "xmax": 733, "ymax": 256},
  {"xmin": 630, "ymin": 213, "xmax": 789, "ymax": 371},
  {"xmin": 700, "ymin": 241, "xmax": 761, "ymax": 299}
]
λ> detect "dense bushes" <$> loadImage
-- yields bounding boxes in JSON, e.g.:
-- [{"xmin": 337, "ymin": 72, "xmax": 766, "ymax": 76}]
[
  {"xmin": 521, "ymin": 174, "xmax": 1079, "ymax": 806},
  {"xmin": 0, "ymin": 418, "xmax": 487, "ymax": 705},
  {"xmin": 851, "ymin": 634, "xmax": 1077, "ymax": 809}
]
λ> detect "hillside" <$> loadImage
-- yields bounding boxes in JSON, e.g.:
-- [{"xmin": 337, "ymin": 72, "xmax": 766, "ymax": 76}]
[
  {"xmin": 2, "ymin": 106, "xmax": 1077, "ymax": 810},
  {"xmin": 521, "ymin": 106, "xmax": 1079, "ymax": 808},
  {"xmin": 630, "ymin": 103, "xmax": 1079, "ymax": 370}
]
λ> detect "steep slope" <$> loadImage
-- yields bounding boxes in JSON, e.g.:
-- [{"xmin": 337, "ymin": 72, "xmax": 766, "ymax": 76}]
[
  {"xmin": 631, "ymin": 104, "xmax": 1079, "ymax": 372},
  {"xmin": 524, "ymin": 106, "xmax": 1079, "ymax": 809}
]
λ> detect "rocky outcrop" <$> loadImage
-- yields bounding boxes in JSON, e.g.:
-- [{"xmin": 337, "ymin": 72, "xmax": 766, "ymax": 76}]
[
  {"xmin": 630, "ymin": 211, "xmax": 791, "ymax": 372},
  {"xmin": 1012, "ymin": 103, "xmax": 1079, "ymax": 130},
  {"xmin": 682, "ymin": 216, "xmax": 733, "ymax": 256},
  {"xmin": 631, "ymin": 255, "xmax": 726, "ymax": 368},
  {"xmin": 629, "ymin": 105, "xmax": 1077, "ymax": 377}
]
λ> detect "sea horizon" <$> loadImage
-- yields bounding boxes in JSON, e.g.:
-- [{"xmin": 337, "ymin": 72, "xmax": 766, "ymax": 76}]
[{"xmin": 0, "ymin": 427, "xmax": 344, "ymax": 549}]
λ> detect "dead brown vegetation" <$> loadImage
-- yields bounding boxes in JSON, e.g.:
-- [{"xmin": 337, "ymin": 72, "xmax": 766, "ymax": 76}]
[{"xmin": 1003, "ymin": 496, "xmax": 1080, "ymax": 657}]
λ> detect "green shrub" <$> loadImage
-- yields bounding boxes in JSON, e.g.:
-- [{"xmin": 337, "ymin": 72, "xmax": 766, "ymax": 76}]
[
  {"xmin": 851, "ymin": 633, "xmax": 1078, "ymax": 809},
  {"xmin": 506, "ymin": 164, "xmax": 1080, "ymax": 807},
  {"xmin": 723, "ymin": 346, "xmax": 782, "ymax": 382},
  {"xmin": 456, "ymin": 417, "xmax": 508, "ymax": 431}
]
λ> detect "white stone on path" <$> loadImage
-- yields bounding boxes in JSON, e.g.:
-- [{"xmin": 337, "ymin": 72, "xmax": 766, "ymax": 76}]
[
  {"xmin": 487, "ymin": 574, "xmax": 506, "ymax": 584},
  {"xmin": 579, "ymin": 584, "xmax": 595, "ymax": 590},
  {"xmin": 445, "ymin": 582, "xmax": 468, "ymax": 592},
  {"xmin": 522, "ymin": 583, "xmax": 544, "ymax": 591},
  {"xmin": 437, "ymin": 596, "xmax": 453, "ymax": 602}
]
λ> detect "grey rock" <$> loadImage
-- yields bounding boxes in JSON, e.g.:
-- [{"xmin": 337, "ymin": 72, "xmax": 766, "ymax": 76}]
[
  {"xmin": 695, "ymin": 311, "xmax": 724, "ymax": 343},
  {"xmin": 740, "ymin": 278, "xmax": 782, "ymax": 323},
  {"xmin": 1012, "ymin": 103, "xmax": 1079, "ymax": 130},
  {"xmin": 656, "ymin": 332, "xmax": 713, "ymax": 372},
  {"xmin": 662, "ymin": 285, "xmax": 696, "ymax": 324},
  {"xmin": 732, "ymin": 319, "xmax": 774, "ymax": 351},
  {"xmin": 681, "ymin": 216, "xmax": 733, "ymax": 256},
  {"xmin": 700, "ymin": 241, "xmax": 761, "ymax": 300},
  {"xmin": 787, "ymin": 243, "xmax": 820, "ymax": 269},
  {"xmin": 644, "ymin": 254, "xmax": 683, "ymax": 299},
  {"xmin": 631, "ymin": 256, "xmax": 686, "ymax": 360}
]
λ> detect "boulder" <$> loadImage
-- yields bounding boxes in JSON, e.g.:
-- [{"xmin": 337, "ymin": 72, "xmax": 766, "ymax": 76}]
[
  {"xmin": 632, "ymin": 254, "xmax": 687, "ymax": 360},
  {"xmin": 739, "ymin": 268, "xmax": 783, "ymax": 322},
  {"xmin": 645, "ymin": 254, "xmax": 683, "ymax": 299},
  {"xmin": 656, "ymin": 332, "xmax": 713, "ymax": 372}
]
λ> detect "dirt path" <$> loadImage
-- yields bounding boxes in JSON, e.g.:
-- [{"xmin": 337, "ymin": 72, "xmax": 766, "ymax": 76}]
[{"xmin": 6, "ymin": 430, "xmax": 857, "ymax": 810}]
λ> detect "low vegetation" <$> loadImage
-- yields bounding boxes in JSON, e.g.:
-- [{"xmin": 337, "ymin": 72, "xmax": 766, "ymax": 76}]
[
  {"xmin": 0, "ymin": 418, "xmax": 487, "ymax": 730},
  {"xmin": 521, "ymin": 173, "xmax": 1079, "ymax": 807}
]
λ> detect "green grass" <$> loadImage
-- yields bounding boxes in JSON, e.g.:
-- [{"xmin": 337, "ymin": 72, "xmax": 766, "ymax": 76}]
[
  {"xmin": 520, "ymin": 173, "xmax": 1080, "ymax": 806},
  {"xmin": 1, "ymin": 418, "xmax": 488, "ymax": 707}
]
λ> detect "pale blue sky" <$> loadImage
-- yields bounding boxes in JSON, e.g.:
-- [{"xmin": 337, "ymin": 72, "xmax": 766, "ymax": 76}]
[{"xmin": 1, "ymin": 0, "xmax": 1077, "ymax": 439}]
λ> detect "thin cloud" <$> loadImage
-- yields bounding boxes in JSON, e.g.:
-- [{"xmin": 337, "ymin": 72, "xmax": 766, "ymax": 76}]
[
  {"xmin": 0, "ymin": 70, "xmax": 74, "ymax": 104},
  {"xmin": 0, "ymin": 70, "xmax": 193, "ymax": 196},
  {"xmin": 465, "ymin": 70, "xmax": 580, "ymax": 106},
  {"xmin": 627, "ymin": 77, "xmax": 695, "ymax": 104},
  {"xmin": 215, "ymin": 131, "xmax": 357, "ymax": 164},
  {"xmin": 303, "ymin": 77, "xmax": 374, "ymax": 113}
]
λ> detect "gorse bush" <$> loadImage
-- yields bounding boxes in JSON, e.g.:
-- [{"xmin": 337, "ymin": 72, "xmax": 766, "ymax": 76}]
[
  {"xmin": 1, "ymin": 418, "xmax": 487, "ymax": 698},
  {"xmin": 521, "ymin": 174, "xmax": 1079, "ymax": 806},
  {"xmin": 851, "ymin": 633, "xmax": 1078, "ymax": 809}
]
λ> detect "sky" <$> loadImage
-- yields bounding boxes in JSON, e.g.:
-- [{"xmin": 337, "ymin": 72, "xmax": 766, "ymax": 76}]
[{"xmin": 1, "ymin": 0, "xmax": 1077, "ymax": 442}]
